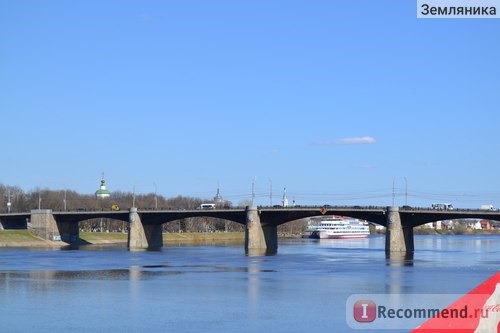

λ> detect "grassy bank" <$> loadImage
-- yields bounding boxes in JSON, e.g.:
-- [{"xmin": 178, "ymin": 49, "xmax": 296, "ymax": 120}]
[
  {"xmin": 0, "ymin": 230, "xmax": 57, "ymax": 247},
  {"xmin": 79, "ymin": 231, "xmax": 128, "ymax": 244},
  {"xmin": 0, "ymin": 230, "xmax": 245, "ymax": 247},
  {"xmin": 163, "ymin": 232, "xmax": 245, "ymax": 242},
  {"xmin": 80, "ymin": 231, "xmax": 245, "ymax": 244}
]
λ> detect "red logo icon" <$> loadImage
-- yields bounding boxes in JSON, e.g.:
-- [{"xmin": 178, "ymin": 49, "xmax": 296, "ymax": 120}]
[{"xmin": 353, "ymin": 300, "xmax": 376, "ymax": 322}]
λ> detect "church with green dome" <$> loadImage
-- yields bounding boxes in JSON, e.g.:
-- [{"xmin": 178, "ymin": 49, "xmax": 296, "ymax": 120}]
[{"xmin": 95, "ymin": 175, "xmax": 111, "ymax": 198}]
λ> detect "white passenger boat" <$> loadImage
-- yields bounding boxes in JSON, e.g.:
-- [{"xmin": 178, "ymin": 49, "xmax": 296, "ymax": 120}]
[{"xmin": 305, "ymin": 216, "xmax": 370, "ymax": 239}]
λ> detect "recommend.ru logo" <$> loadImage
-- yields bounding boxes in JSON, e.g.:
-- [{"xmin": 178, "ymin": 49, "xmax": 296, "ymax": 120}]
[
  {"xmin": 346, "ymin": 293, "xmax": 493, "ymax": 330},
  {"xmin": 353, "ymin": 300, "xmax": 376, "ymax": 322}
]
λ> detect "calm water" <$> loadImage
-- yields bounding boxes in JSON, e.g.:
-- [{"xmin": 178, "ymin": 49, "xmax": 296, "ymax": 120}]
[{"xmin": 0, "ymin": 235, "xmax": 498, "ymax": 333}]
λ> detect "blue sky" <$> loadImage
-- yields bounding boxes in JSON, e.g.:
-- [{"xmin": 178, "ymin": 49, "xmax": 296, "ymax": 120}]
[{"xmin": 1, "ymin": 1, "xmax": 499, "ymax": 208}]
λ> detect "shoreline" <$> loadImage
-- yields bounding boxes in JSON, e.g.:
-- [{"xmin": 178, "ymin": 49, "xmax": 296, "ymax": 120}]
[
  {"xmin": 0, "ymin": 230, "xmax": 497, "ymax": 248},
  {"xmin": 0, "ymin": 230, "xmax": 246, "ymax": 247}
]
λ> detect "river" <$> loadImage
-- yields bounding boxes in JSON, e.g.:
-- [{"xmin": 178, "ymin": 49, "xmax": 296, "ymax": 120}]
[{"xmin": 0, "ymin": 235, "xmax": 498, "ymax": 333}]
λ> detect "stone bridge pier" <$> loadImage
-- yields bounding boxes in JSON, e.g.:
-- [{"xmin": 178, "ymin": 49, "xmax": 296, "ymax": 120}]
[
  {"xmin": 127, "ymin": 207, "xmax": 163, "ymax": 250},
  {"xmin": 385, "ymin": 206, "xmax": 414, "ymax": 255},
  {"xmin": 245, "ymin": 206, "xmax": 278, "ymax": 256},
  {"xmin": 30, "ymin": 209, "xmax": 79, "ymax": 243}
]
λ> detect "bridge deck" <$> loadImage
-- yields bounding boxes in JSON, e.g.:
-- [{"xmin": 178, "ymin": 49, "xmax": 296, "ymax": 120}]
[{"xmin": 1, "ymin": 206, "xmax": 499, "ymax": 228}]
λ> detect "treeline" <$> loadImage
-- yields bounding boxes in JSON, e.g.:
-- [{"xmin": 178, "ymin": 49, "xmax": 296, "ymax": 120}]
[
  {"xmin": 0, "ymin": 184, "xmax": 209, "ymax": 212},
  {"xmin": 0, "ymin": 184, "xmax": 307, "ymax": 235}
]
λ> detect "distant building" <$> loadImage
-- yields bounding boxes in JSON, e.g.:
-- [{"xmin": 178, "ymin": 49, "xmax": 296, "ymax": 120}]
[
  {"xmin": 480, "ymin": 220, "xmax": 492, "ymax": 230},
  {"xmin": 472, "ymin": 221, "xmax": 482, "ymax": 230},
  {"xmin": 428, "ymin": 219, "xmax": 493, "ymax": 231},
  {"xmin": 213, "ymin": 187, "xmax": 223, "ymax": 204},
  {"xmin": 282, "ymin": 188, "xmax": 288, "ymax": 208},
  {"xmin": 432, "ymin": 221, "xmax": 443, "ymax": 230},
  {"xmin": 440, "ymin": 220, "xmax": 454, "ymax": 230},
  {"xmin": 212, "ymin": 186, "xmax": 232, "ymax": 208},
  {"xmin": 95, "ymin": 174, "xmax": 111, "ymax": 199}
]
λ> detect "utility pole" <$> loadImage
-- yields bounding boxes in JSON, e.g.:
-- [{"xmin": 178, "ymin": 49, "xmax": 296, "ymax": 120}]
[
  {"xmin": 154, "ymin": 182, "xmax": 158, "ymax": 210},
  {"xmin": 404, "ymin": 177, "xmax": 408, "ymax": 206},
  {"xmin": 132, "ymin": 185, "xmax": 136, "ymax": 208},
  {"xmin": 392, "ymin": 178, "xmax": 395, "ymax": 207},
  {"xmin": 251, "ymin": 177, "xmax": 256, "ymax": 205},
  {"xmin": 269, "ymin": 178, "xmax": 272, "ymax": 207}
]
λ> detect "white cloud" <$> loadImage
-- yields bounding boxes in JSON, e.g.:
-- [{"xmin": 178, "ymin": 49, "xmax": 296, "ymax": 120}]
[
  {"xmin": 335, "ymin": 136, "xmax": 376, "ymax": 145},
  {"xmin": 354, "ymin": 163, "xmax": 375, "ymax": 169},
  {"xmin": 313, "ymin": 136, "xmax": 376, "ymax": 146}
]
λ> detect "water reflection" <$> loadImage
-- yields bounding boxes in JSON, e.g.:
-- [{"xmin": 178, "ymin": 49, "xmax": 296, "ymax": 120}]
[
  {"xmin": 314, "ymin": 237, "xmax": 372, "ymax": 248},
  {"xmin": 247, "ymin": 258, "xmax": 262, "ymax": 328},
  {"xmin": 0, "ymin": 236, "xmax": 498, "ymax": 333},
  {"xmin": 0, "ymin": 263, "xmax": 277, "ymax": 282},
  {"xmin": 246, "ymin": 248, "xmax": 277, "ymax": 256},
  {"xmin": 386, "ymin": 252, "xmax": 414, "ymax": 267},
  {"xmin": 385, "ymin": 252, "xmax": 414, "ymax": 295}
]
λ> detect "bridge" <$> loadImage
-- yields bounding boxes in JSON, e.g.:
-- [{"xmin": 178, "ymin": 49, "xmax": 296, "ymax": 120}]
[{"xmin": 0, "ymin": 206, "xmax": 499, "ymax": 255}]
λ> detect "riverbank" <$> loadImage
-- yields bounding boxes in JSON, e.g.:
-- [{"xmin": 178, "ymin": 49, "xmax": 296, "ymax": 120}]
[
  {"xmin": 1, "ymin": 230, "xmax": 497, "ymax": 247},
  {"xmin": 0, "ymin": 230, "xmax": 245, "ymax": 247},
  {"xmin": 0, "ymin": 230, "xmax": 58, "ymax": 247},
  {"xmin": 81, "ymin": 231, "xmax": 246, "ymax": 243}
]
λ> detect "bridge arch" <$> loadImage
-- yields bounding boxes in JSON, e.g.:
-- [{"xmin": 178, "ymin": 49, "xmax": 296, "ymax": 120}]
[
  {"xmin": 399, "ymin": 209, "xmax": 500, "ymax": 228},
  {"xmin": 135, "ymin": 209, "xmax": 247, "ymax": 225},
  {"xmin": 256, "ymin": 207, "xmax": 387, "ymax": 226}
]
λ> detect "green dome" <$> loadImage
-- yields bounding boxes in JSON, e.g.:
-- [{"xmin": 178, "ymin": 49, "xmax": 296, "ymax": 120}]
[
  {"xmin": 95, "ymin": 188, "xmax": 111, "ymax": 197},
  {"xmin": 95, "ymin": 178, "xmax": 111, "ymax": 198}
]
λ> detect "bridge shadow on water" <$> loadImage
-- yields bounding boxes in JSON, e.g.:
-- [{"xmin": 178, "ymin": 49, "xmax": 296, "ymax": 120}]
[
  {"xmin": 246, "ymin": 248, "xmax": 277, "ymax": 257},
  {"xmin": 59, "ymin": 238, "xmax": 92, "ymax": 250}
]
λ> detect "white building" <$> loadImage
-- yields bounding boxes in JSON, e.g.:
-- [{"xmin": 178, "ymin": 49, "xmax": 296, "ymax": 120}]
[{"xmin": 282, "ymin": 187, "xmax": 288, "ymax": 207}]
